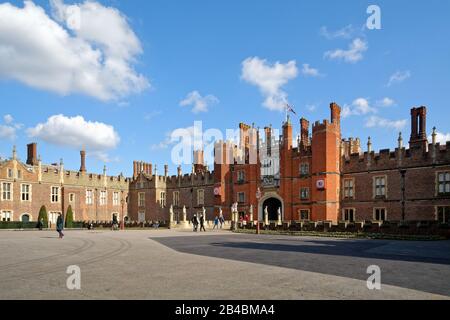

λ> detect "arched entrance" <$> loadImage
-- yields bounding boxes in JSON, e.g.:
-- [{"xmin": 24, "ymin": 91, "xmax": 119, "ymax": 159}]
[
  {"xmin": 21, "ymin": 214, "xmax": 31, "ymax": 223},
  {"xmin": 262, "ymin": 198, "xmax": 282, "ymax": 221},
  {"xmin": 258, "ymin": 192, "xmax": 284, "ymax": 221}
]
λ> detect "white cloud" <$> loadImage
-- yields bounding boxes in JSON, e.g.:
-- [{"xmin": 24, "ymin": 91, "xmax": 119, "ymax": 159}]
[
  {"xmin": 179, "ymin": 91, "xmax": 219, "ymax": 113},
  {"xmin": 429, "ymin": 132, "xmax": 450, "ymax": 145},
  {"xmin": 3, "ymin": 114, "xmax": 13, "ymax": 124},
  {"xmin": 0, "ymin": 125, "xmax": 16, "ymax": 140},
  {"xmin": 0, "ymin": 114, "xmax": 20, "ymax": 140},
  {"xmin": 387, "ymin": 71, "xmax": 411, "ymax": 87},
  {"xmin": 0, "ymin": 1, "xmax": 149, "ymax": 101},
  {"xmin": 306, "ymin": 104, "xmax": 317, "ymax": 112},
  {"xmin": 241, "ymin": 57, "xmax": 298, "ymax": 111},
  {"xmin": 365, "ymin": 116, "xmax": 407, "ymax": 130},
  {"xmin": 324, "ymin": 38, "xmax": 368, "ymax": 63},
  {"xmin": 301, "ymin": 64, "xmax": 322, "ymax": 77},
  {"xmin": 27, "ymin": 115, "xmax": 120, "ymax": 161},
  {"xmin": 342, "ymin": 98, "xmax": 376, "ymax": 118},
  {"xmin": 376, "ymin": 97, "xmax": 396, "ymax": 107},
  {"xmin": 320, "ymin": 25, "xmax": 355, "ymax": 39}
]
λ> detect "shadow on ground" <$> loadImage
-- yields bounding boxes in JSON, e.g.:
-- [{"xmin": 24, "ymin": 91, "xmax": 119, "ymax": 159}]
[{"xmin": 151, "ymin": 234, "xmax": 450, "ymax": 296}]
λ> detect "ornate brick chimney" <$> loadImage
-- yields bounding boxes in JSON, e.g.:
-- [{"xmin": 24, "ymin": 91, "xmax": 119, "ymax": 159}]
[
  {"xmin": 80, "ymin": 149, "xmax": 86, "ymax": 173},
  {"xmin": 409, "ymin": 106, "xmax": 428, "ymax": 150},
  {"xmin": 26, "ymin": 143, "xmax": 38, "ymax": 166}
]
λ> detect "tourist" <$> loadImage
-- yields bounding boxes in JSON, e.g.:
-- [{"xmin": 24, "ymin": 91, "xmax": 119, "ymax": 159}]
[
  {"xmin": 219, "ymin": 213, "xmax": 224, "ymax": 229},
  {"xmin": 37, "ymin": 218, "xmax": 44, "ymax": 231},
  {"xmin": 191, "ymin": 214, "xmax": 199, "ymax": 232},
  {"xmin": 112, "ymin": 215, "xmax": 119, "ymax": 231},
  {"xmin": 200, "ymin": 214, "xmax": 206, "ymax": 232},
  {"xmin": 213, "ymin": 216, "xmax": 219, "ymax": 230},
  {"xmin": 56, "ymin": 213, "xmax": 65, "ymax": 239}
]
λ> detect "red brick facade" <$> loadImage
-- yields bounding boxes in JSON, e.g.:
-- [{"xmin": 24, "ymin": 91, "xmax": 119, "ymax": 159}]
[{"xmin": 2, "ymin": 104, "xmax": 450, "ymax": 225}]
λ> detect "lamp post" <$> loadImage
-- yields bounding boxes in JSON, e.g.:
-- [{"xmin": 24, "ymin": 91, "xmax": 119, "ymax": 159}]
[
  {"xmin": 120, "ymin": 191, "xmax": 125, "ymax": 230},
  {"xmin": 256, "ymin": 188, "xmax": 261, "ymax": 234}
]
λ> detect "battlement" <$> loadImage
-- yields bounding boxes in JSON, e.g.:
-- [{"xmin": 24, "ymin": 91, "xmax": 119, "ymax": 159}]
[
  {"xmin": 155, "ymin": 169, "xmax": 215, "ymax": 188},
  {"xmin": 39, "ymin": 166, "xmax": 131, "ymax": 187},
  {"xmin": 312, "ymin": 119, "xmax": 339, "ymax": 133},
  {"xmin": 342, "ymin": 137, "xmax": 362, "ymax": 158},
  {"xmin": 343, "ymin": 141, "xmax": 450, "ymax": 173}
]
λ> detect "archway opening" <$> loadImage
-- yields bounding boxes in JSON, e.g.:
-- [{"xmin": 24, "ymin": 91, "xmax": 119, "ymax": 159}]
[
  {"xmin": 262, "ymin": 198, "xmax": 282, "ymax": 221},
  {"xmin": 21, "ymin": 214, "xmax": 30, "ymax": 223}
]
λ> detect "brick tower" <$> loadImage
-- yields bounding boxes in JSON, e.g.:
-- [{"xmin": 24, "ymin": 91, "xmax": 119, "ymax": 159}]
[
  {"xmin": 279, "ymin": 117, "xmax": 293, "ymax": 220},
  {"xmin": 310, "ymin": 103, "xmax": 342, "ymax": 223}
]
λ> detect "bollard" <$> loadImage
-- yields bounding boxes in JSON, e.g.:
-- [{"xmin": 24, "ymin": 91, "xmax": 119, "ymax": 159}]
[{"xmin": 256, "ymin": 222, "xmax": 260, "ymax": 235}]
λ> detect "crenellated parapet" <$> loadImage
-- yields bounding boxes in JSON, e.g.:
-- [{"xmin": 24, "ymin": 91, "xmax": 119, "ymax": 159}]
[{"xmin": 342, "ymin": 141, "xmax": 450, "ymax": 173}]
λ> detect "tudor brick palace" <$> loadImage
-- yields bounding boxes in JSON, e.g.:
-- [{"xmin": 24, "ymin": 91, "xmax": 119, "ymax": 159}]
[{"xmin": 1, "ymin": 103, "xmax": 450, "ymax": 225}]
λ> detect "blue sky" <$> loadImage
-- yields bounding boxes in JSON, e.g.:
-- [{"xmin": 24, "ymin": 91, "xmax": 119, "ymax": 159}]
[{"xmin": 1, "ymin": 0, "xmax": 450, "ymax": 177}]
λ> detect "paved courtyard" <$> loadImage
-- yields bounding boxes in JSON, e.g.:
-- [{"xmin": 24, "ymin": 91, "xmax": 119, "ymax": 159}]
[{"xmin": 0, "ymin": 229, "xmax": 449, "ymax": 300}]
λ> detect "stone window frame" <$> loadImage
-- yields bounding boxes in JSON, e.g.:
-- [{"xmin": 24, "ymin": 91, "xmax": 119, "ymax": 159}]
[
  {"xmin": 342, "ymin": 208, "xmax": 356, "ymax": 222},
  {"xmin": 1, "ymin": 210, "xmax": 13, "ymax": 222},
  {"xmin": 1, "ymin": 181, "xmax": 13, "ymax": 201},
  {"xmin": 50, "ymin": 186, "xmax": 60, "ymax": 203},
  {"xmin": 197, "ymin": 189, "xmax": 205, "ymax": 206},
  {"xmin": 373, "ymin": 175, "xmax": 388, "ymax": 199},
  {"xmin": 173, "ymin": 191, "xmax": 180, "ymax": 207},
  {"xmin": 299, "ymin": 209, "xmax": 310, "ymax": 221},
  {"xmin": 435, "ymin": 206, "xmax": 450, "ymax": 223},
  {"xmin": 343, "ymin": 177, "xmax": 355, "ymax": 199},
  {"xmin": 160, "ymin": 191, "xmax": 166, "ymax": 208},
  {"xmin": 300, "ymin": 187, "xmax": 310, "ymax": 200},
  {"xmin": 436, "ymin": 171, "xmax": 450, "ymax": 196},
  {"xmin": 113, "ymin": 192, "xmax": 120, "ymax": 206},
  {"xmin": 7, "ymin": 168, "xmax": 13, "ymax": 179},
  {"xmin": 299, "ymin": 163, "xmax": 310, "ymax": 176},
  {"xmin": 20, "ymin": 183, "xmax": 32, "ymax": 202},
  {"xmin": 138, "ymin": 192, "xmax": 145, "ymax": 207},
  {"xmin": 86, "ymin": 189, "xmax": 94, "ymax": 205},
  {"xmin": 69, "ymin": 193, "xmax": 75, "ymax": 203},
  {"xmin": 237, "ymin": 171, "xmax": 245, "ymax": 183},
  {"xmin": 373, "ymin": 207, "xmax": 387, "ymax": 222},
  {"xmin": 99, "ymin": 190, "xmax": 107, "ymax": 206},
  {"xmin": 237, "ymin": 192, "xmax": 245, "ymax": 204}
]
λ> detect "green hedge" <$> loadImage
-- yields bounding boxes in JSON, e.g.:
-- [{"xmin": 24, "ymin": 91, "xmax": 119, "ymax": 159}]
[{"xmin": 0, "ymin": 222, "xmax": 38, "ymax": 229}]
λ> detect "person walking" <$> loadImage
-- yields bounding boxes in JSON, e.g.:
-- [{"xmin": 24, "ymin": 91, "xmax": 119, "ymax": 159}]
[
  {"xmin": 56, "ymin": 213, "xmax": 65, "ymax": 239},
  {"xmin": 191, "ymin": 214, "xmax": 199, "ymax": 232},
  {"xmin": 213, "ymin": 216, "xmax": 219, "ymax": 230},
  {"xmin": 219, "ymin": 212, "xmax": 224, "ymax": 229},
  {"xmin": 37, "ymin": 218, "xmax": 44, "ymax": 231},
  {"xmin": 200, "ymin": 214, "xmax": 206, "ymax": 232}
]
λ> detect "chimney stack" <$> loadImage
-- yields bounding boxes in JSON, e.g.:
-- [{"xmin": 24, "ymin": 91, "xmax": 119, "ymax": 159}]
[
  {"xmin": 26, "ymin": 143, "xmax": 38, "ymax": 166},
  {"xmin": 80, "ymin": 149, "xmax": 86, "ymax": 173},
  {"xmin": 330, "ymin": 102, "xmax": 341, "ymax": 126},
  {"xmin": 133, "ymin": 161, "xmax": 138, "ymax": 179},
  {"xmin": 264, "ymin": 126, "xmax": 272, "ymax": 156},
  {"xmin": 300, "ymin": 118, "xmax": 310, "ymax": 151}
]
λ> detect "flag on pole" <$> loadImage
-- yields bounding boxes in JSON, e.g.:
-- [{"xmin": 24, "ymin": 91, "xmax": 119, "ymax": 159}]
[{"xmin": 286, "ymin": 104, "xmax": 297, "ymax": 115}]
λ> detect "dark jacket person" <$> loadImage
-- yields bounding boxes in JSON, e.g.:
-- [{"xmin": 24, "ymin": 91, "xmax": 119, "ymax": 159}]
[{"xmin": 56, "ymin": 214, "xmax": 65, "ymax": 239}]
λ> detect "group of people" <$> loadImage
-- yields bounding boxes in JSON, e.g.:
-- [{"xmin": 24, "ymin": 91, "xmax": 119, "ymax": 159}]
[
  {"xmin": 191, "ymin": 213, "xmax": 225, "ymax": 232},
  {"xmin": 36, "ymin": 214, "xmax": 65, "ymax": 239}
]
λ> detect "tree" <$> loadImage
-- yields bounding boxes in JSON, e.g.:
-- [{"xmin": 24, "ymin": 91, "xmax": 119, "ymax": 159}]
[
  {"xmin": 37, "ymin": 206, "xmax": 48, "ymax": 228},
  {"xmin": 65, "ymin": 205, "xmax": 74, "ymax": 228}
]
